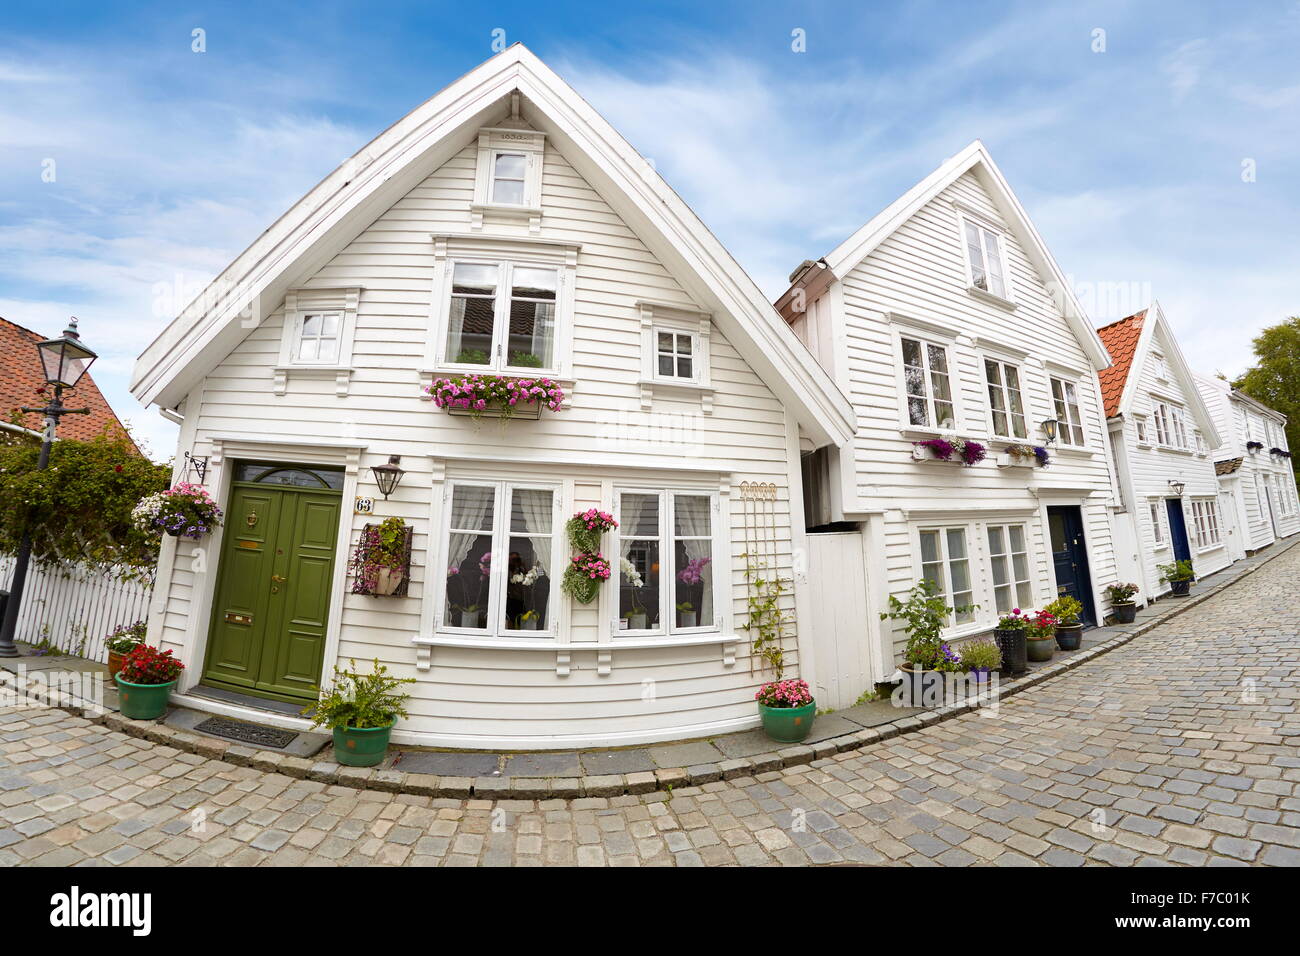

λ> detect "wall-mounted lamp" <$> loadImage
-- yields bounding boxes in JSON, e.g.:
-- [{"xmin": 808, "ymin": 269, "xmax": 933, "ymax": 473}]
[
  {"xmin": 371, "ymin": 455, "xmax": 406, "ymax": 499},
  {"xmin": 1040, "ymin": 418, "xmax": 1060, "ymax": 444},
  {"xmin": 1168, "ymin": 479, "xmax": 1186, "ymax": 497},
  {"xmin": 183, "ymin": 451, "xmax": 209, "ymax": 485}
]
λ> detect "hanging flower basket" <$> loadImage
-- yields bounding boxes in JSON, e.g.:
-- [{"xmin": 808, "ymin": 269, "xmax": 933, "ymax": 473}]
[
  {"xmin": 561, "ymin": 551, "xmax": 611, "ymax": 605},
  {"xmin": 425, "ymin": 374, "xmax": 565, "ymax": 421},
  {"xmin": 911, "ymin": 437, "xmax": 987, "ymax": 466},
  {"xmin": 996, "ymin": 443, "xmax": 1051, "ymax": 468},
  {"xmin": 565, "ymin": 508, "xmax": 618, "ymax": 552},
  {"xmin": 131, "ymin": 482, "xmax": 223, "ymax": 539},
  {"xmin": 349, "ymin": 517, "xmax": 413, "ymax": 596}
]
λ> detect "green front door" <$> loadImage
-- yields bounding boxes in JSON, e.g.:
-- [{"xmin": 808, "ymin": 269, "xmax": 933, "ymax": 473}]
[{"xmin": 204, "ymin": 462, "xmax": 344, "ymax": 703}]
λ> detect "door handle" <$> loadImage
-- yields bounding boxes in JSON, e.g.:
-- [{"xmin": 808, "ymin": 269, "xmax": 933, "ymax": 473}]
[{"xmin": 271, "ymin": 573, "xmax": 287, "ymax": 593}]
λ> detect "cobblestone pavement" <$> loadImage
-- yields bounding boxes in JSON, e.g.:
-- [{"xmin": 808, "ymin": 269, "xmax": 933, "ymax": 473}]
[{"xmin": 3, "ymin": 547, "xmax": 1298, "ymax": 867}]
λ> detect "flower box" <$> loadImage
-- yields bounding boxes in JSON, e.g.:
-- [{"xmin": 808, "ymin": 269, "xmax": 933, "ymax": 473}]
[
  {"xmin": 426, "ymin": 374, "xmax": 564, "ymax": 421},
  {"xmin": 995, "ymin": 444, "xmax": 1051, "ymax": 469},
  {"xmin": 911, "ymin": 437, "xmax": 987, "ymax": 466}
]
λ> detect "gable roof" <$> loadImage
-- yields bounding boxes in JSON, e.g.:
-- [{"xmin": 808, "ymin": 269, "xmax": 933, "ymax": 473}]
[
  {"xmin": 803, "ymin": 140, "xmax": 1111, "ymax": 370},
  {"xmin": 1097, "ymin": 300, "xmax": 1221, "ymax": 446},
  {"xmin": 1, "ymin": 317, "xmax": 140, "ymax": 452},
  {"xmin": 1096, "ymin": 310, "xmax": 1146, "ymax": 417},
  {"xmin": 129, "ymin": 44, "xmax": 854, "ymax": 448}
]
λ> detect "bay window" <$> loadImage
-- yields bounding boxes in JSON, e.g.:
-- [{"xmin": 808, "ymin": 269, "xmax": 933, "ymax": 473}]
[
  {"xmin": 901, "ymin": 336, "xmax": 956, "ymax": 429},
  {"xmin": 443, "ymin": 260, "xmax": 558, "ymax": 372},
  {"xmin": 441, "ymin": 481, "xmax": 559, "ymax": 636},
  {"xmin": 1050, "ymin": 377, "xmax": 1086, "ymax": 446},
  {"xmin": 615, "ymin": 490, "xmax": 718, "ymax": 635}
]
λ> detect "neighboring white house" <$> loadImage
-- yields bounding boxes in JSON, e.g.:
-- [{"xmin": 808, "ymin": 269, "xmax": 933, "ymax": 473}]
[
  {"xmin": 1096, "ymin": 303, "xmax": 1232, "ymax": 602},
  {"xmin": 1196, "ymin": 373, "xmax": 1300, "ymax": 553},
  {"xmin": 776, "ymin": 141, "xmax": 1120, "ymax": 686},
  {"xmin": 129, "ymin": 44, "xmax": 855, "ymax": 749}
]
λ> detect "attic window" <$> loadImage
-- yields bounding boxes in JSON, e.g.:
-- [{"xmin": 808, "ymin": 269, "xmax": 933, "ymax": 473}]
[
  {"xmin": 490, "ymin": 152, "xmax": 527, "ymax": 205},
  {"xmin": 471, "ymin": 126, "xmax": 545, "ymax": 232},
  {"xmin": 961, "ymin": 216, "xmax": 1010, "ymax": 300},
  {"xmin": 274, "ymin": 288, "xmax": 361, "ymax": 397}
]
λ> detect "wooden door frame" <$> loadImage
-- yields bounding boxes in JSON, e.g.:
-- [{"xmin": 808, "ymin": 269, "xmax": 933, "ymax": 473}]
[
  {"xmin": 1038, "ymin": 496, "xmax": 1103, "ymax": 629},
  {"xmin": 176, "ymin": 437, "xmax": 366, "ymax": 701}
]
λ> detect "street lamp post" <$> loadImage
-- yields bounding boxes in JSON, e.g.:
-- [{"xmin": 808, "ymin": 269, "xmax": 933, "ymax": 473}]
[{"xmin": 0, "ymin": 319, "xmax": 97, "ymax": 658}]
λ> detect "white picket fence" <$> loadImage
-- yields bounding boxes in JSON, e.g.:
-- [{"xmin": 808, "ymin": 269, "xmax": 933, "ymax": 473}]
[{"xmin": 0, "ymin": 555, "xmax": 153, "ymax": 663}]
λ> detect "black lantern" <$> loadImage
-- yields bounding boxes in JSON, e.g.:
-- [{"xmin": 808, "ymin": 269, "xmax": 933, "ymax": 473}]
[
  {"xmin": 1040, "ymin": 418, "xmax": 1059, "ymax": 444},
  {"xmin": 371, "ymin": 455, "xmax": 405, "ymax": 499},
  {"xmin": 37, "ymin": 317, "xmax": 97, "ymax": 389},
  {"xmin": 1168, "ymin": 479, "xmax": 1185, "ymax": 497}
]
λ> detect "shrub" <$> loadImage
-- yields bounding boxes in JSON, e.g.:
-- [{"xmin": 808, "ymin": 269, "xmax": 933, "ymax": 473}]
[
  {"xmin": 1104, "ymin": 582, "xmax": 1140, "ymax": 604},
  {"xmin": 959, "ymin": 638, "xmax": 1001, "ymax": 671},
  {"xmin": 1158, "ymin": 559, "xmax": 1195, "ymax": 583},
  {"xmin": 118, "ymin": 645, "xmax": 185, "ymax": 685},
  {"xmin": 1043, "ymin": 595, "xmax": 1083, "ymax": 627},
  {"xmin": 880, "ymin": 579, "xmax": 976, "ymax": 671},
  {"xmin": 304, "ymin": 659, "xmax": 414, "ymax": 731}
]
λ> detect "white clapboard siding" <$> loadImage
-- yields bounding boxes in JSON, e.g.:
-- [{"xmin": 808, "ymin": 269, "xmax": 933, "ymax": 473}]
[
  {"xmin": 829, "ymin": 170, "xmax": 1118, "ymax": 659},
  {"xmin": 0, "ymin": 556, "xmax": 152, "ymax": 662},
  {"xmin": 150, "ymin": 134, "xmax": 804, "ymax": 746}
]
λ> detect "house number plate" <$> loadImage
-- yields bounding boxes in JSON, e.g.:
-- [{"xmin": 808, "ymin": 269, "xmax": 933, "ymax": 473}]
[
  {"xmin": 224, "ymin": 612, "xmax": 253, "ymax": 626},
  {"xmin": 354, "ymin": 496, "xmax": 375, "ymax": 515}
]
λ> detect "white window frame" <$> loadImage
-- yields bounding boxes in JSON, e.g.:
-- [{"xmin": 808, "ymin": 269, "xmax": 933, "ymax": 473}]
[
  {"xmin": 1152, "ymin": 350, "xmax": 1170, "ymax": 382},
  {"xmin": 957, "ymin": 211, "xmax": 1013, "ymax": 303},
  {"xmin": 1134, "ymin": 416, "xmax": 1149, "ymax": 445},
  {"xmin": 274, "ymin": 287, "xmax": 361, "ymax": 396},
  {"xmin": 435, "ymin": 479, "xmax": 563, "ymax": 639},
  {"xmin": 471, "ymin": 125, "xmax": 545, "ymax": 231},
  {"xmin": 916, "ymin": 525, "xmax": 977, "ymax": 628},
  {"xmin": 638, "ymin": 302, "xmax": 715, "ymax": 413},
  {"xmin": 982, "ymin": 357, "xmax": 1029, "ymax": 440},
  {"xmin": 653, "ymin": 328, "xmax": 699, "ymax": 384},
  {"xmin": 489, "ymin": 151, "xmax": 528, "ymax": 206},
  {"xmin": 1191, "ymin": 498, "xmax": 1221, "ymax": 550},
  {"xmin": 1049, "ymin": 377, "xmax": 1086, "ymax": 447},
  {"xmin": 423, "ymin": 237, "xmax": 578, "ymax": 385},
  {"xmin": 986, "ymin": 522, "xmax": 1034, "ymax": 614},
  {"xmin": 611, "ymin": 488, "xmax": 723, "ymax": 639},
  {"xmin": 1149, "ymin": 499, "xmax": 1167, "ymax": 548},
  {"xmin": 900, "ymin": 334, "xmax": 959, "ymax": 431},
  {"xmin": 1153, "ymin": 400, "xmax": 1188, "ymax": 449}
]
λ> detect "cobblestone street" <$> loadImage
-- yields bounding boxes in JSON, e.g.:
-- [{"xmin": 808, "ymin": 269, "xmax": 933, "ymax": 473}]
[{"xmin": 2, "ymin": 543, "xmax": 1298, "ymax": 868}]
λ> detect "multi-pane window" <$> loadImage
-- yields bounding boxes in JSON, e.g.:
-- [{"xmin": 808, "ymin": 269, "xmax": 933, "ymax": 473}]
[
  {"xmin": 443, "ymin": 482, "xmax": 557, "ymax": 636},
  {"xmin": 490, "ymin": 152, "xmax": 527, "ymax": 205},
  {"xmin": 987, "ymin": 524, "xmax": 1033, "ymax": 613},
  {"xmin": 444, "ymin": 260, "xmax": 557, "ymax": 371},
  {"xmin": 1194, "ymin": 430, "xmax": 1206, "ymax": 455},
  {"xmin": 1153, "ymin": 402, "xmax": 1187, "ymax": 448},
  {"xmin": 1135, "ymin": 417, "xmax": 1148, "ymax": 443},
  {"xmin": 1191, "ymin": 499, "xmax": 1221, "ymax": 549},
  {"xmin": 655, "ymin": 330, "xmax": 695, "ymax": 381},
  {"xmin": 963, "ymin": 220, "xmax": 1008, "ymax": 299},
  {"xmin": 297, "ymin": 312, "xmax": 341, "ymax": 363},
  {"xmin": 984, "ymin": 359, "xmax": 1028, "ymax": 439},
  {"xmin": 918, "ymin": 527, "xmax": 975, "ymax": 625},
  {"xmin": 1050, "ymin": 378, "xmax": 1085, "ymax": 446},
  {"xmin": 901, "ymin": 337, "xmax": 956, "ymax": 429},
  {"xmin": 1149, "ymin": 500, "xmax": 1165, "ymax": 546},
  {"xmin": 615, "ymin": 491, "xmax": 716, "ymax": 634}
]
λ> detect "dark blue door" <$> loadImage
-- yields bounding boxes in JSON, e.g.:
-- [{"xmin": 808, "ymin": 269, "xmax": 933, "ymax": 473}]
[
  {"xmin": 1047, "ymin": 505, "xmax": 1097, "ymax": 626},
  {"xmin": 1165, "ymin": 499, "xmax": 1192, "ymax": 564}
]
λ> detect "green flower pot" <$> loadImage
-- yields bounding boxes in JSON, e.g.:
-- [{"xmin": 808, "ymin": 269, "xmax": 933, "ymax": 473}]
[
  {"xmin": 333, "ymin": 721, "xmax": 395, "ymax": 767},
  {"xmin": 758, "ymin": 701, "xmax": 816, "ymax": 743},
  {"xmin": 1026, "ymin": 636, "xmax": 1055, "ymax": 662},
  {"xmin": 114, "ymin": 675, "xmax": 176, "ymax": 721}
]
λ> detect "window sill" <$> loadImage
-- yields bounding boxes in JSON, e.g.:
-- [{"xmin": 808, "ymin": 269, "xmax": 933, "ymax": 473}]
[
  {"xmin": 966, "ymin": 285, "xmax": 1018, "ymax": 312},
  {"xmin": 412, "ymin": 632, "xmax": 738, "ymax": 675},
  {"xmin": 470, "ymin": 202, "xmax": 543, "ymax": 233},
  {"xmin": 1048, "ymin": 445, "xmax": 1097, "ymax": 459},
  {"xmin": 273, "ymin": 365, "xmax": 353, "ymax": 397},
  {"xmin": 639, "ymin": 377, "xmax": 715, "ymax": 414}
]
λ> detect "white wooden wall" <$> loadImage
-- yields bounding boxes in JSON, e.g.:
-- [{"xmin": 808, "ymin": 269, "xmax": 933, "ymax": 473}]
[{"xmin": 805, "ymin": 532, "xmax": 871, "ymax": 709}]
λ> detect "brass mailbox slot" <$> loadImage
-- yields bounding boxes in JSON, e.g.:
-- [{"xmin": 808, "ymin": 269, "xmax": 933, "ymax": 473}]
[{"xmin": 224, "ymin": 612, "xmax": 253, "ymax": 626}]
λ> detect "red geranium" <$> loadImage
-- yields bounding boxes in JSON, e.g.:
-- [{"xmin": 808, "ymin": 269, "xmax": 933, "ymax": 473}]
[{"xmin": 118, "ymin": 645, "xmax": 185, "ymax": 685}]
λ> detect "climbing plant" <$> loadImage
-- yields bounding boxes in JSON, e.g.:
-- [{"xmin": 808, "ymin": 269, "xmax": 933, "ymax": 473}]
[
  {"xmin": 0, "ymin": 432, "xmax": 171, "ymax": 576},
  {"xmin": 742, "ymin": 551, "xmax": 790, "ymax": 678}
]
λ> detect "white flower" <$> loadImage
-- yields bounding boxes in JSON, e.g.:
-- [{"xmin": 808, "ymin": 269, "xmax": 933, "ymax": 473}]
[
  {"xmin": 510, "ymin": 564, "xmax": 546, "ymax": 587},
  {"xmin": 620, "ymin": 557, "xmax": 643, "ymax": 588}
]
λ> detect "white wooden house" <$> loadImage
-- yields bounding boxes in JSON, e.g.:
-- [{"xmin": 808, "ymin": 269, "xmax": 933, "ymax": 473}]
[
  {"xmin": 129, "ymin": 45, "xmax": 855, "ymax": 749},
  {"xmin": 1096, "ymin": 303, "xmax": 1232, "ymax": 601},
  {"xmin": 1196, "ymin": 373, "xmax": 1300, "ymax": 553},
  {"xmin": 776, "ymin": 141, "xmax": 1120, "ymax": 694}
]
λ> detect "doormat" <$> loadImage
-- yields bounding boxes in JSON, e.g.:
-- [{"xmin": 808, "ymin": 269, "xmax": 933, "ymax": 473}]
[{"xmin": 193, "ymin": 716, "xmax": 299, "ymax": 749}]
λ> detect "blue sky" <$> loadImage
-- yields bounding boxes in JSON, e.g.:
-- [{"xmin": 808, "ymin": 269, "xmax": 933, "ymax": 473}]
[{"xmin": 2, "ymin": 0, "xmax": 1298, "ymax": 459}]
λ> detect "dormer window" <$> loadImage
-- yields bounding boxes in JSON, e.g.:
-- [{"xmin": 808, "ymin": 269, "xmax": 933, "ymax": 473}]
[
  {"xmin": 490, "ymin": 152, "xmax": 527, "ymax": 205},
  {"xmin": 963, "ymin": 218, "xmax": 1009, "ymax": 300}
]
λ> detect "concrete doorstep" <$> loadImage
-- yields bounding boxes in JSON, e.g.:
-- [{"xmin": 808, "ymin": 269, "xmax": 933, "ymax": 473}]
[{"xmin": 2, "ymin": 535, "xmax": 1295, "ymax": 801}]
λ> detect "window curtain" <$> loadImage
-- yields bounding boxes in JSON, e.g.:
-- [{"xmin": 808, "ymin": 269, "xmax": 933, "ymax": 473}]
[
  {"xmin": 674, "ymin": 495, "xmax": 713, "ymax": 624},
  {"xmin": 446, "ymin": 298, "xmax": 466, "ymax": 363},
  {"xmin": 446, "ymin": 486, "xmax": 494, "ymax": 616},
  {"xmin": 513, "ymin": 488, "xmax": 553, "ymax": 577}
]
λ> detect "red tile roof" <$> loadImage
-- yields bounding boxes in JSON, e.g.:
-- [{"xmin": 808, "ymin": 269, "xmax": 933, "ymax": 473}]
[
  {"xmin": 0, "ymin": 317, "xmax": 140, "ymax": 452},
  {"xmin": 1095, "ymin": 311, "xmax": 1146, "ymax": 419}
]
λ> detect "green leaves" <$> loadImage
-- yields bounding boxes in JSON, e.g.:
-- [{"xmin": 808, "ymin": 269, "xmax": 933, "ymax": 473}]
[
  {"xmin": 879, "ymin": 579, "xmax": 976, "ymax": 670},
  {"xmin": 304, "ymin": 658, "xmax": 415, "ymax": 730},
  {"xmin": 743, "ymin": 553, "xmax": 788, "ymax": 679}
]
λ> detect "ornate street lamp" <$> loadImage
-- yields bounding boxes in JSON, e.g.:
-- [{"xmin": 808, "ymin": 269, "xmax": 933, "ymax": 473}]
[
  {"xmin": 1168, "ymin": 479, "xmax": 1186, "ymax": 497},
  {"xmin": 1040, "ymin": 418, "xmax": 1060, "ymax": 445},
  {"xmin": 370, "ymin": 455, "xmax": 406, "ymax": 500},
  {"xmin": 0, "ymin": 319, "xmax": 97, "ymax": 657}
]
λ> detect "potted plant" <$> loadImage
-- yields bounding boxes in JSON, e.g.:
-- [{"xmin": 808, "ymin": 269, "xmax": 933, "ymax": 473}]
[
  {"xmin": 105, "ymin": 620, "xmax": 146, "ymax": 676},
  {"xmin": 518, "ymin": 609, "xmax": 540, "ymax": 631},
  {"xmin": 1026, "ymin": 609, "xmax": 1057, "ymax": 662},
  {"xmin": 755, "ymin": 678, "xmax": 816, "ymax": 743},
  {"xmin": 676, "ymin": 601, "xmax": 697, "ymax": 628},
  {"xmin": 304, "ymin": 659, "xmax": 415, "ymax": 768},
  {"xmin": 1104, "ymin": 582, "xmax": 1140, "ymax": 623},
  {"xmin": 1158, "ymin": 559, "xmax": 1195, "ymax": 596},
  {"xmin": 1044, "ymin": 595, "xmax": 1084, "ymax": 651},
  {"xmin": 958, "ymin": 638, "xmax": 1001, "ymax": 684},
  {"xmin": 911, "ymin": 437, "xmax": 987, "ymax": 466},
  {"xmin": 131, "ymin": 482, "xmax": 223, "ymax": 539},
  {"xmin": 349, "ymin": 517, "xmax": 410, "ymax": 596},
  {"xmin": 992, "ymin": 608, "xmax": 1031, "ymax": 675},
  {"xmin": 114, "ymin": 645, "xmax": 185, "ymax": 720},
  {"xmin": 567, "ymin": 508, "xmax": 618, "ymax": 552},
  {"xmin": 425, "ymin": 373, "xmax": 566, "ymax": 421},
  {"xmin": 619, "ymin": 557, "xmax": 647, "ymax": 629},
  {"xmin": 561, "ymin": 551, "xmax": 611, "ymax": 605},
  {"xmin": 879, "ymin": 579, "xmax": 972, "ymax": 704},
  {"xmin": 456, "ymin": 603, "xmax": 483, "ymax": 628}
]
